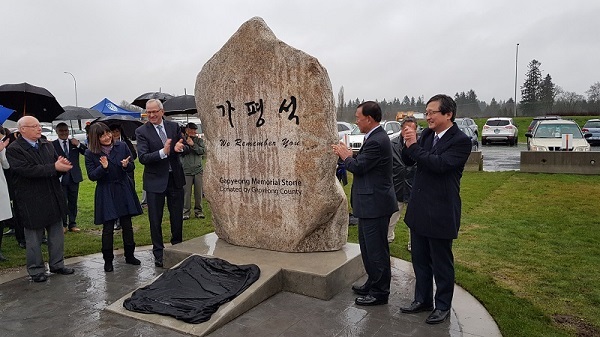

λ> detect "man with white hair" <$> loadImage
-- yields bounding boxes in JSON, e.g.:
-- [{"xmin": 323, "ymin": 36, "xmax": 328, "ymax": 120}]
[{"xmin": 6, "ymin": 116, "xmax": 75, "ymax": 282}]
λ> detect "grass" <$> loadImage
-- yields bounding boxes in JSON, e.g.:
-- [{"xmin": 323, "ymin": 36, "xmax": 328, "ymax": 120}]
[{"xmin": 2, "ymin": 159, "xmax": 599, "ymax": 336}]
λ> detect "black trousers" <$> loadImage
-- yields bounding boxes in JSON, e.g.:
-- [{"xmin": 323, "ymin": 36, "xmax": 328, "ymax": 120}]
[
  {"xmin": 410, "ymin": 229, "xmax": 455, "ymax": 311},
  {"xmin": 102, "ymin": 216, "xmax": 135, "ymax": 254},
  {"xmin": 146, "ymin": 173, "xmax": 184, "ymax": 262},
  {"xmin": 358, "ymin": 216, "xmax": 391, "ymax": 299},
  {"xmin": 61, "ymin": 182, "xmax": 79, "ymax": 228}
]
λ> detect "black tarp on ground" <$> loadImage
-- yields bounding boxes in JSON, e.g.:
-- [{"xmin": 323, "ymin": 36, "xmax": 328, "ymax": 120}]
[{"xmin": 123, "ymin": 255, "xmax": 260, "ymax": 324}]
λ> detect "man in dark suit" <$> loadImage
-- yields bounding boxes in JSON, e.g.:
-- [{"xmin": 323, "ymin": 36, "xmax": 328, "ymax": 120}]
[
  {"xmin": 52, "ymin": 122, "xmax": 87, "ymax": 233},
  {"xmin": 399, "ymin": 94, "xmax": 471, "ymax": 324},
  {"xmin": 135, "ymin": 99, "xmax": 187, "ymax": 267},
  {"xmin": 333, "ymin": 101, "xmax": 398, "ymax": 306},
  {"xmin": 6, "ymin": 116, "xmax": 75, "ymax": 282}
]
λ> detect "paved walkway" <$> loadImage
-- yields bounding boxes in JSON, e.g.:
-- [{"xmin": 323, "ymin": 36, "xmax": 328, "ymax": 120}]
[{"xmin": 0, "ymin": 247, "xmax": 501, "ymax": 337}]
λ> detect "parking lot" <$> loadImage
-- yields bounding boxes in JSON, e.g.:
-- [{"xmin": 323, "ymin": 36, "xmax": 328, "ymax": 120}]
[{"xmin": 481, "ymin": 143, "xmax": 600, "ymax": 172}]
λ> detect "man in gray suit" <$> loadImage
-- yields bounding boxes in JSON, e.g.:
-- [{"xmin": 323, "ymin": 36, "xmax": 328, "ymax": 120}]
[
  {"xmin": 333, "ymin": 101, "xmax": 397, "ymax": 306},
  {"xmin": 135, "ymin": 99, "xmax": 188, "ymax": 268}
]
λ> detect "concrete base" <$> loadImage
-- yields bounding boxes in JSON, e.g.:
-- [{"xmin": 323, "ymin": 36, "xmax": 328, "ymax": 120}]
[
  {"xmin": 106, "ymin": 233, "xmax": 365, "ymax": 336},
  {"xmin": 465, "ymin": 151, "xmax": 483, "ymax": 171},
  {"xmin": 521, "ymin": 151, "xmax": 600, "ymax": 174}
]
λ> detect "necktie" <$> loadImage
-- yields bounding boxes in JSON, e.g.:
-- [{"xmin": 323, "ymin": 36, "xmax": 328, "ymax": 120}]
[
  {"xmin": 33, "ymin": 142, "xmax": 38, "ymax": 149},
  {"xmin": 157, "ymin": 125, "xmax": 167, "ymax": 145},
  {"xmin": 63, "ymin": 140, "xmax": 69, "ymax": 155},
  {"xmin": 432, "ymin": 135, "xmax": 439, "ymax": 148}
]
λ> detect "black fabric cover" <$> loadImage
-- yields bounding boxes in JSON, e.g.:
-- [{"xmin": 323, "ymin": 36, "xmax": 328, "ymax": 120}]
[{"xmin": 123, "ymin": 255, "xmax": 260, "ymax": 324}]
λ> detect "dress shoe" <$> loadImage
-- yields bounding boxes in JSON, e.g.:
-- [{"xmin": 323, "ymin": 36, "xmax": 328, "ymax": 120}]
[
  {"xmin": 69, "ymin": 227, "xmax": 81, "ymax": 232},
  {"xmin": 31, "ymin": 273, "xmax": 48, "ymax": 282},
  {"xmin": 196, "ymin": 213, "xmax": 205, "ymax": 219},
  {"xmin": 104, "ymin": 261, "xmax": 114, "ymax": 272},
  {"xmin": 400, "ymin": 301, "xmax": 434, "ymax": 314},
  {"xmin": 155, "ymin": 260, "xmax": 163, "ymax": 268},
  {"xmin": 355, "ymin": 295, "xmax": 388, "ymax": 306},
  {"xmin": 18, "ymin": 242, "xmax": 26, "ymax": 249},
  {"xmin": 49, "ymin": 267, "xmax": 75, "ymax": 275},
  {"xmin": 182, "ymin": 215, "xmax": 190, "ymax": 220},
  {"xmin": 3, "ymin": 228, "xmax": 15, "ymax": 236},
  {"xmin": 426, "ymin": 309, "xmax": 450, "ymax": 324},
  {"xmin": 125, "ymin": 256, "xmax": 141, "ymax": 265},
  {"xmin": 351, "ymin": 283, "xmax": 370, "ymax": 296}
]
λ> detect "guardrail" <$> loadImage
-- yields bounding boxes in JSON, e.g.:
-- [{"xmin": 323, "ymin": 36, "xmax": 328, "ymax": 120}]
[{"xmin": 520, "ymin": 151, "xmax": 600, "ymax": 174}]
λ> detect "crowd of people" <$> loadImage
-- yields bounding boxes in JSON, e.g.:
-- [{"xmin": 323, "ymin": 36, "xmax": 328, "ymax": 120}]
[
  {"xmin": 1, "ymin": 93, "xmax": 471, "ymax": 325},
  {"xmin": 0, "ymin": 98, "xmax": 205, "ymax": 279},
  {"xmin": 333, "ymin": 94, "xmax": 472, "ymax": 325}
]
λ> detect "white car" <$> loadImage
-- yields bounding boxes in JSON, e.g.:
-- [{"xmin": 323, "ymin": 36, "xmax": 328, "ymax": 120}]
[
  {"xmin": 482, "ymin": 117, "xmax": 518, "ymax": 146},
  {"xmin": 337, "ymin": 121, "xmax": 355, "ymax": 141},
  {"xmin": 346, "ymin": 121, "xmax": 401, "ymax": 153},
  {"xmin": 526, "ymin": 120, "xmax": 590, "ymax": 151}
]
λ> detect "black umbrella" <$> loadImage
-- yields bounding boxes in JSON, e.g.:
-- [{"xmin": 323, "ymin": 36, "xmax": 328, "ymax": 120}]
[
  {"xmin": 0, "ymin": 82, "xmax": 64, "ymax": 122},
  {"xmin": 163, "ymin": 95, "xmax": 197, "ymax": 116},
  {"xmin": 92, "ymin": 115, "xmax": 143, "ymax": 140},
  {"xmin": 131, "ymin": 92, "xmax": 174, "ymax": 109},
  {"xmin": 56, "ymin": 106, "xmax": 105, "ymax": 120}
]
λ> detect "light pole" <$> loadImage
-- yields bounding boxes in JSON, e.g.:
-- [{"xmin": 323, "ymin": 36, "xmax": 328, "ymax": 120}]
[
  {"xmin": 64, "ymin": 71, "xmax": 78, "ymax": 107},
  {"xmin": 514, "ymin": 43, "xmax": 519, "ymax": 117}
]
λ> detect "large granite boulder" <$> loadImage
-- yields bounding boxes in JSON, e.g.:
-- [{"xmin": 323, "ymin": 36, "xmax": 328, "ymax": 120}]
[{"xmin": 195, "ymin": 17, "xmax": 348, "ymax": 252}]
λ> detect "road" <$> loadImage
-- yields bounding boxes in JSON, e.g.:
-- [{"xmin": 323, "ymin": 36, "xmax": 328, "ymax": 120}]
[{"xmin": 481, "ymin": 143, "xmax": 600, "ymax": 172}]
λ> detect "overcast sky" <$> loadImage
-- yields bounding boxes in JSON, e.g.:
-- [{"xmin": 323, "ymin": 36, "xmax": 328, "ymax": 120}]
[{"xmin": 3, "ymin": 0, "xmax": 599, "ymax": 109}]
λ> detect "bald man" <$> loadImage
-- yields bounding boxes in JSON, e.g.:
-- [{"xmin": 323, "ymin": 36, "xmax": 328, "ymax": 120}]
[{"xmin": 6, "ymin": 116, "xmax": 75, "ymax": 282}]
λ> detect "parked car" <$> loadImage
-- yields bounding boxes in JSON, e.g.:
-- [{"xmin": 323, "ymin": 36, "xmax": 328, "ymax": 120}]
[
  {"xmin": 455, "ymin": 117, "xmax": 478, "ymax": 136},
  {"xmin": 582, "ymin": 119, "xmax": 600, "ymax": 145},
  {"xmin": 337, "ymin": 121, "xmax": 355, "ymax": 141},
  {"xmin": 525, "ymin": 120, "xmax": 590, "ymax": 151},
  {"xmin": 527, "ymin": 115, "xmax": 561, "ymax": 133},
  {"xmin": 381, "ymin": 120, "xmax": 402, "ymax": 140},
  {"xmin": 482, "ymin": 117, "xmax": 518, "ymax": 146},
  {"xmin": 458, "ymin": 125, "xmax": 479, "ymax": 151},
  {"xmin": 346, "ymin": 121, "xmax": 401, "ymax": 154}
]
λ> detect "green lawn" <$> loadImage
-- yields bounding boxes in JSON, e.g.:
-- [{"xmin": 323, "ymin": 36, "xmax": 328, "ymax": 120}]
[{"xmin": 1, "ymin": 160, "xmax": 599, "ymax": 336}]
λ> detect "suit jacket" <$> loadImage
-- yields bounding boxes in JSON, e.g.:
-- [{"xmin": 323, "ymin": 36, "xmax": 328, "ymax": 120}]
[
  {"xmin": 135, "ymin": 120, "xmax": 187, "ymax": 193},
  {"xmin": 344, "ymin": 126, "xmax": 398, "ymax": 219},
  {"xmin": 402, "ymin": 123, "xmax": 472, "ymax": 239},
  {"xmin": 52, "ymin": 138, "xmax": 87, "ymax": 185},
  {"xmin": 6, "ymin": 137, "xmax": 67, "ymax": 229}
]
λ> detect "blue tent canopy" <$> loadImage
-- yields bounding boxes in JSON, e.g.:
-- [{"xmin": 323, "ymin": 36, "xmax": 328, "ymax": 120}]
[
  {"xmin": 91, "ymin": 98, "xmax": 141, "ymax": 118},
  {"xmin": 0, "ymin": 105, "xmax": 16, "ymax": 124}
]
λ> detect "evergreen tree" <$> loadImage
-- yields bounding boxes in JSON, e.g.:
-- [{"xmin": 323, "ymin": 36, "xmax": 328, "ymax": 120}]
[
  {"xmin": 538, "ymin": 74, "xmax": 555, "ymax": 114},
  {"xmin": 337, "ymin": 86, "xmax": 345, "ymax": 120},
  {"xmin": 520, "ymin": 59, "xmax": 543, "ymax": 116}
]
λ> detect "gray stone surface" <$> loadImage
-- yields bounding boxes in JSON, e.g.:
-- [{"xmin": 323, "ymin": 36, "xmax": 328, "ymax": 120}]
[
  {"xmin": 195, "ymin": 16, "xmax": 347, "ymax": 252},
  {"xmin": 0, "ymin": 245, "xmax": 501, "ymax": 337}
]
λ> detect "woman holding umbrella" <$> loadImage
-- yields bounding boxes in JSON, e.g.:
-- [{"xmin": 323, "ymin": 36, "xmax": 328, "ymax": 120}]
[{"xmin": 85, "ymin": 123, "xmax": 142, "ymax": 272}]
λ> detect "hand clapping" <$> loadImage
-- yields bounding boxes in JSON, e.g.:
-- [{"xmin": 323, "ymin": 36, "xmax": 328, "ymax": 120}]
[
  {"xmin": 99, "ymin": 156, "xmax": 109, "ymax": 169},
  {"xmin": 121, "ymin": 156, "xmax": 130, "ymax": 168}
]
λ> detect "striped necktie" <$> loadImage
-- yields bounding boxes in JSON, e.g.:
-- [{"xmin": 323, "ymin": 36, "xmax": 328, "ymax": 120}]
[
  {"xmin": 432, "ymin": 135, "xmax": 439, "ymax": 148},
  {"xmin": 157, "ymin": 125, "xmax": 167, "ymax": 145}
]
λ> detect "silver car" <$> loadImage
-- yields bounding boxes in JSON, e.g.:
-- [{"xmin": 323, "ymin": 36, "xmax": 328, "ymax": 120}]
[{"xmin": 582, "ymin": 119, "xmax": 600, "ymax": 146}]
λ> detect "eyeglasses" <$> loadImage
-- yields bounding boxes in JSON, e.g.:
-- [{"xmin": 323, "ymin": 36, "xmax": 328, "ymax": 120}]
[
  {"xmin": 146, "ymin": 109, "xmax": 162, "ymax": 114},
  {"xmin": 22, "ymin": 124, "xmax": 41, "ymax": 128},
  {"xmin": 424, "ymin": 110, "xmax": 442, "ymax": 117}
]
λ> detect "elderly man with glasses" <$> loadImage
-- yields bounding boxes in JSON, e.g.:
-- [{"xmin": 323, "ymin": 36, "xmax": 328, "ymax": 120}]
[{"xmin": 6, "ymin": 116, "xmax": 75, "ymax": 282}]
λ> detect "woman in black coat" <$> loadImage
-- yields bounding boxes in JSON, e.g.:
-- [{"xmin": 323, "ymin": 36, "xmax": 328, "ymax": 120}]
[{"xmin": 85, "ymin": 123, "xmax": 142, "ymax": 272}]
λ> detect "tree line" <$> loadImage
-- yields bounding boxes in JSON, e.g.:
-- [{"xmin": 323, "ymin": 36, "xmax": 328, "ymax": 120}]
[{"xmin": 336, "ymin": 63, "xmax": 600, "ymax": 122}]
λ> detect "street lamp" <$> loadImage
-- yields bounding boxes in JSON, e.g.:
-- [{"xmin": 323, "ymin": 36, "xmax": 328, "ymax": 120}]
[
  {"xmin": 64, "ymin": 71, "xmax": 78, "ymax": 107},
  {"xmin": 514, "ymin": 43, "xmax": 519, "ymax": 117}
]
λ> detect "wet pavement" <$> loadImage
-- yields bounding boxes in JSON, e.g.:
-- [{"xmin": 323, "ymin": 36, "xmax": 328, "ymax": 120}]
[
  {"xmin": 481, "ymin": 143, "xmax": 524, "ymax": 172},
  {"xmin": 0, "ymin": 246, "xmax": 500, "ymax": 337}
]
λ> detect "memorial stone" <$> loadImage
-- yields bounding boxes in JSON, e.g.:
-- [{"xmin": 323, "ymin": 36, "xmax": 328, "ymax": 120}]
[{"xmin": 195, "ymin": 17, "xmax": 348, "ymax": 252}]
